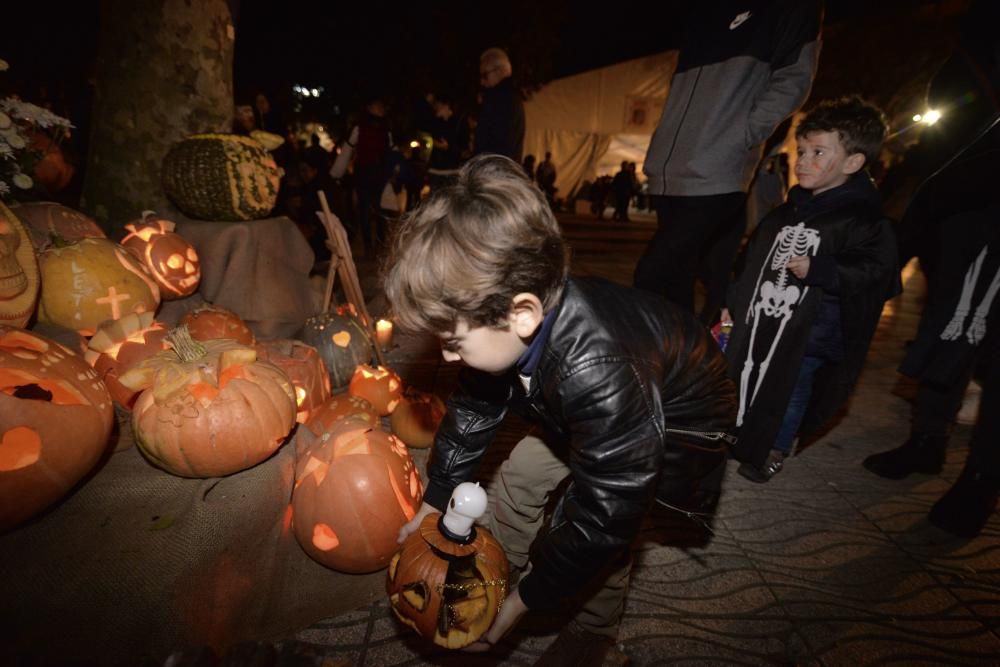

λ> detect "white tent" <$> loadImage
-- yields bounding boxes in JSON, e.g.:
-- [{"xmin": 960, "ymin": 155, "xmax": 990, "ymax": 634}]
[{"xmin": 523, "ymin": 50, "xmax": 678, "ymax": 201}]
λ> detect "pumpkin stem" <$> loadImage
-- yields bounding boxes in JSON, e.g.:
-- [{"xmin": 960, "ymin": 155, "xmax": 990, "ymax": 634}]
[{"xmin": 167, "ymin": 325, "xmax": 207, "ymax": 362}]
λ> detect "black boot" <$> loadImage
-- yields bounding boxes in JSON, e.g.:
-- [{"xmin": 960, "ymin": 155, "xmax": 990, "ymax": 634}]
[
  {"xmin": 862, "ymin": 435, "xmax": 947, "ymax": 480},
  {"xmin": 929, "ymin": 469, "xmax": 999, "ymax": 538}
]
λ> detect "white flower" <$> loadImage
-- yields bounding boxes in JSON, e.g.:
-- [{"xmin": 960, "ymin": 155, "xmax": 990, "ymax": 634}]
[
  {"xmin": 5, "ymin": 132, "xmax": 25, "ymax": 150},
  {"xmin": 12, "ymin": 173, "xmax": 32, "ymax": 189},
  {"xmin": 0, "ymin": 111, "xmax": 9, "ymax": 130},
  {"xmin": 0, "ymin": 98, "xmax": 72, "ymax": 129},
  {"xmin": 0, "ymin": 60, "xmax": 8, "ymax": 72}
]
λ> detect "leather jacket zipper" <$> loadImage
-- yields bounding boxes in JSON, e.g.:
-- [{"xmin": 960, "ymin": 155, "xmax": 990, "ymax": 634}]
[{"xmin": 663, "ymin": 427, "xmax": 737, "ymax": 446}]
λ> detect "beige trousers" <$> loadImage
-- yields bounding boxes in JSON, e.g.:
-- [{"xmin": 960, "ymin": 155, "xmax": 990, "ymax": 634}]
[{"xmin": 486, "ymin": 434, "xmax": 631, "ymax": 638}]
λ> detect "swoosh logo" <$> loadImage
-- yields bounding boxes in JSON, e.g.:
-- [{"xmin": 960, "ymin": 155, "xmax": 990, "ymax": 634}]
[{"xmin": 730, "ymin": 11, "xmax": 751, "ymax": 30}]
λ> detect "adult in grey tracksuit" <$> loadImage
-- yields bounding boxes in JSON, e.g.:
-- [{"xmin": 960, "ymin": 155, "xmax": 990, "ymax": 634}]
[{"xmin": 635, "ymin": 1, "xmax": 822, "ymax": 325}]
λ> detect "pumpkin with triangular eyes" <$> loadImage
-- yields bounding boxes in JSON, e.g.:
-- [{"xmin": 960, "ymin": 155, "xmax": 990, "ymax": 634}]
[
  {"xmin": 84, "ymin": 312, "xmax": 171, "ymax": 410},
  {"xmin": 0, "ymin": 326, "xmax": 114, "ymax": 531},
  {"xmin": 120, "ymin": 212, "xmax": 200, "ymax": 300}
]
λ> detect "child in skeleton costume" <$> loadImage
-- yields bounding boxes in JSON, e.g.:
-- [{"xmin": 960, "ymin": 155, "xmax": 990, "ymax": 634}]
[{"xmin": 723, "ymin": 97, "xmax": 900, "ymax": 482}]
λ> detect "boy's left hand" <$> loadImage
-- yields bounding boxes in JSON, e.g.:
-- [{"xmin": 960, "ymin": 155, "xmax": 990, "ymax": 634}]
[
  {"xmin": 787, "ymin": 255, "xmax": 810, "ymax": 279},
  {"xmin": 461, "ymin": 588, "xmax": 528, "ymax": 653}
]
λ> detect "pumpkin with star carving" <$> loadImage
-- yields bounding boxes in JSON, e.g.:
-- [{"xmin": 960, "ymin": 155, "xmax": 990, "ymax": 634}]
[
  {"xmin": 0, "ymin": 326, "xmax": 114, "ymax": 531},
  {"xmin": 292, "ymin": 420, "xmax": 423, "ymax": 573}
]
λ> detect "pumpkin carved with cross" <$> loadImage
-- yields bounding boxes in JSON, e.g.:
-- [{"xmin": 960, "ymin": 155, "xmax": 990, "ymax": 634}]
[
  {"xmin": 0, "ymin": 326, "xmax": 114, "ymax": 531},
  {"xmin": 120, "ymin": 211, "xmax": 200, "ymax": 300},
  {"xmin": 36, "ymin": 237, "xmax": 161, "ymax": 336},
  {"xmin": 292, "ymin": 420, "xmax": 423, "ymax": 573}
]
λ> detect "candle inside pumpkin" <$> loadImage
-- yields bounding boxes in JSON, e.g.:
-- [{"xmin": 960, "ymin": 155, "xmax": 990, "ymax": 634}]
[{"xmin": 375, "ymin": 319, "xmax": 393, "ymax": 351}]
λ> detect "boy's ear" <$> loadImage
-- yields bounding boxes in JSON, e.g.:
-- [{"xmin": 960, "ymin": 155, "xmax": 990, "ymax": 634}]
[
  {"xmin": 843, "ymin": 152, "xmax": 866, "ymax": 175},
  {"xmin": 509, "ymin": 293, "xmax": 544, "ymax": 338}
]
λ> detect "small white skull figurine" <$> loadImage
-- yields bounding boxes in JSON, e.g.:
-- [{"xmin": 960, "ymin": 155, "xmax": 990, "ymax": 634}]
[{"xmin": 442, "ymin": 482, "xmax": 487, "ymax": 538}]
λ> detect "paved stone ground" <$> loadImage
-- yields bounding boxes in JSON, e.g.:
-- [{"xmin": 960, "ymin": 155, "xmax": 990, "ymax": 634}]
[{"xmin": 290, "ymin": 213, "xmax": 999, "ymax": 666}]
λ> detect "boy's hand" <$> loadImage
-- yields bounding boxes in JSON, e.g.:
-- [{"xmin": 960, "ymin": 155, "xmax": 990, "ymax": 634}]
[
  {"xmin": 787, "ymin": 255, "xmax": 810, "ymax": 279},
  {"xmin": 397, "ymin": 502, "xmax": 437, "ymax": 544},
  {"xmin": 461, "ymin": 588, "xmax": 529, "ymax": 652}
]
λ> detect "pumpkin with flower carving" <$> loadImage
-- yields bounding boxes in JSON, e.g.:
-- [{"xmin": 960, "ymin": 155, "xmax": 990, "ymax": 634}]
[
  {"xmin": 119, "ymin": 326, "xmax": 296, "ymax": 477},
  {"xmin": 0, "ymin": 326, "xmax": 114, "ymax": 531}
]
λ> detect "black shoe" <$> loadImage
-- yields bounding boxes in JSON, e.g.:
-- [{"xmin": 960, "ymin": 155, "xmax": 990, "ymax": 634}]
[
  {"xmin": 929, "ymin": 470, "xmax": 998, "ymax": 538},
  {"xmin": 737, "ymin": 451, "xmax": 785, "ymax": 484},
  {"xmin": 533, "ymin": 622, "xmax": 629, "ymax": 667},
  {"xmin": 862, "ymin": 435, "xmax": 946, "ymax": 480}
]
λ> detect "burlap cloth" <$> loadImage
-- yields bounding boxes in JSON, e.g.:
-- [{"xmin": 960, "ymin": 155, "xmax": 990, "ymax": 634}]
[
  {"xmin": 158, "ymin": 216, "xmax": 318, "ymax": 340},
  {"xmin": 0, "ymin": 418, "xmax": 430, "ymax": 666}
]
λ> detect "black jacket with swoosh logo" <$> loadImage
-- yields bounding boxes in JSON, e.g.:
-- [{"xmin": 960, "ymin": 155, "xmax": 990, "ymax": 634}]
[{"xmin": 423, "ymin": 277, "xmax": 736, "ymax": 610}]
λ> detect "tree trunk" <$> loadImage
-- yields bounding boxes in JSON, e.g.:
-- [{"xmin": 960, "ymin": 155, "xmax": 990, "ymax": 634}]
[{"xmin": 82, "ymin": 0, "xmax": 235, "ymax": 236}]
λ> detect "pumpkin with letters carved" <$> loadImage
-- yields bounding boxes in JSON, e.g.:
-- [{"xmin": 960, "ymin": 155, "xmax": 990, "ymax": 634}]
[
  {"xmin": 0, "ymin": 326, "xmax": 114, "ymax": 531},
  {"xmin": 36, "ymin": 237, "xmax": 161, "ymax": 336},
  {"xmin": 292, "ymin": 420, "xmax": 423, "ymax": 573},
  {"xmin": 300, "ymin": 310, "xmax": 373, "ymax": 392},
  {"xmin": 120, "ymin": 211, "xmax": 200, "ymax": 300},
  {"xmin": 120, "ymin": 327, "xmax": 296, "ymax": 477}
]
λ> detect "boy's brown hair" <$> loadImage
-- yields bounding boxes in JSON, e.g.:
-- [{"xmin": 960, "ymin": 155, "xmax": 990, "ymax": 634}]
[
  {"xmin": 382, "ymin": 154, "xmax": 568, "ymax": 334},
  {"xmin": 796, "ymin": 95, "xmax": 888, "ymax": 167}
]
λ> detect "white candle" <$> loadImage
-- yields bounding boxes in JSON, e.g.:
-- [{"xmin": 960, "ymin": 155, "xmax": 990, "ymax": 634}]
[{"xmin": 375, "ymin": 319, "xmax": 393, "ymax": 351}]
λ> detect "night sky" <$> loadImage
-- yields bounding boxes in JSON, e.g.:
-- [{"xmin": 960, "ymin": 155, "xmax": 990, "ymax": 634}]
[{"xmin": 0, "ymin": 0, "xmax": 970, "ymax": 141}]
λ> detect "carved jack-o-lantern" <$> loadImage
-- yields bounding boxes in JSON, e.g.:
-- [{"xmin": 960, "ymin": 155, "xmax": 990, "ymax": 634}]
[
  {"xmin": 84, "ymin": 312, "xmax": 171, "ymax": 410},
  {"xmin": 292, "ymin": 421, "xmax": 423, "ymax": 573},
  {"xmin": 387, "ymin": 483, "xmax": 508, "ymax": 649},
  {"xmin": 119, "ymin": 326, "xmax": 296, "ymax": 477},
  {"xmin": 179, "ymin": 303, "xmax": 255, "ymax": 345},
  {"xmin": 307, "ymin": 392, "xmax": 378, "ymax": 432},
  {"xmin": 37, "ymin": 237, "xmax": 161, "ymax": 336},
  {"xmin": 300, "ymin": 310, "xmax": 373, "ymax": 392},
  {"xmin": 0, "ymin": 202, "xmax": 40, "ymax": 329},
  {"xmin": 254, "ymin": 339, "xmax": 331, "ymax": 424},
  {"xmin": 349, "ymin": 364, "xmax": 403, "ymax": 416},
  {"xmin": 120, "ymin": 211, "xmax": 201, "ymax": 300},
  {"xmin": 0, "ymin": 326, "xmax": 114, "ymax": 531},
  {"xmin": 390, "ymin": 390, "xmax": 446, "ymax": 449},
  {"xmin": 10, "ymin": 201, "xmax": 106, "ymax": 252}
]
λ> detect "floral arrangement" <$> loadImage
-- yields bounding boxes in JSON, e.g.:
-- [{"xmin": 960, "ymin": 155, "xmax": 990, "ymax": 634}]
[{"xmin": 0, "ymin": 59, "xmax": 74, "ymax": 200}]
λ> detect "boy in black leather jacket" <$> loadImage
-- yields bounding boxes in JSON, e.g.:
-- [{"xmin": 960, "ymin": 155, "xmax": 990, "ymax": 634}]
[{"xmin": 385, "ymin": 154, "xmax": 735, "ymax": 665}]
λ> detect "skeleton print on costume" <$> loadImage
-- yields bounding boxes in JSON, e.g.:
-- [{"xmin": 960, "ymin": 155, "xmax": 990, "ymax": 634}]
[
  {"xmin": 941, "ymin": 245, "xmax": 1000, "ymax": 346},
  {"xmin": 737, "ymin": 222, "xmax": 822, "ymax": 426}
]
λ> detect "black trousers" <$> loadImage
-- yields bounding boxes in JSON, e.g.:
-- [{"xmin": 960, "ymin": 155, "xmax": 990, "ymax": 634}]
[{"xmin": 633, "ymin": 193, "xmax": 746, "ymax": 325}]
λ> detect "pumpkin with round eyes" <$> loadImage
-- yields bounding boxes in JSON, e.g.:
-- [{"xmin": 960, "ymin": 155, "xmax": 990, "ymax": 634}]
[
  {"xmin": 0, "ymin": 325, "xmax": 114, "ymax": 531},
  {"xmin": 120, "ymin": 211, "xmax": 201, "ymax": 300},
  {"xmin": 0, "ymin": 202, "xmax": 40, "ymax": 329},
  {"xmin": 291, "ymin": 420, "xmax": 423, "ymax": 574}
]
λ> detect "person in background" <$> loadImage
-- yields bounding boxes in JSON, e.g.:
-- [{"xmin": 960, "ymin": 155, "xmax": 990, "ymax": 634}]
[
  {"xmin": 635, "ymin": 1, "xmax": 823, "ymax": 325},
  {"xmin": 474, "ymin": 47, "xmax": 525, "ymax": 162}
]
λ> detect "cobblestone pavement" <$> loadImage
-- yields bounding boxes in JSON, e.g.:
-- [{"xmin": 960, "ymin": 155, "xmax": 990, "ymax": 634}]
[{"xmin": 292, "ymin": 213, "xmax": 999, "ymax": 666}]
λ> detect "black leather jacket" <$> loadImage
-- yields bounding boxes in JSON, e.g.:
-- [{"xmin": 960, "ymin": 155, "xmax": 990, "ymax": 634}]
[{"xmin": 423, "ymin": 277, "xmax": 736, "ymax": 610}]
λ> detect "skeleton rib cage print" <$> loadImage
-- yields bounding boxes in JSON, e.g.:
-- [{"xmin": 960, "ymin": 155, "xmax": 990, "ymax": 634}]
[{"xmin": 738, "ymin": 222, "xmax": 822, "ymax": 426}]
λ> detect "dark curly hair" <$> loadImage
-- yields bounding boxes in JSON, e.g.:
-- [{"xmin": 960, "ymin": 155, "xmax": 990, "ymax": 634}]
[{"xmin": 796, "ymin": 96, "xmax": 888, "ymax": 167}]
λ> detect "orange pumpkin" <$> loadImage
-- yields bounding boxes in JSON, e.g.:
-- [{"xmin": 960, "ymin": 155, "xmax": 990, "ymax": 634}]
[
  {"xmin": 120, "ymin": 211, "xmax": 201, "ymax": 300},
  {"xmin": 349, "ymin": 364, "xmax": 403, "ymax": 416},
  {"xmin": 84, "ymin": 312, "xmax": 171, "ymax": 410},
  {"xmin": 390, "ymin": 390, "xmax": 446, "ymax": 449},
  {"xmin": 0, "ymin": 202, "xmax": 40, "ymax": 329},
  {"xmin": 292, "ymin": 421, "xmax": 423, "ymax": 573},
  {"xmin": 179, "ymin": 303, "xmax": 255, "ymax": 345},
  {"xmin": 36, "ymin": 237, "xmax": 161, "ymax": 336},
  {"xmin": 120, "ymin": 327, "xmax": 296, "ymax": 477},
  {"xmin": 254, "ymin": 339, "xmax": 331, "ymax": 424},
  {"xmin": 0, "ymin": 326, "xmax": 114, "ymax": 531},
  {"xmin": 307, "ymin": 392, "xmax": 378, "ymax": 433},
  {"xmin": 10, "ymin": 201, "xmax": 106, "ymax": 252},
  {"xmin": 387, "ymin": 510, "xmax": 508, "ymax": 649}
]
